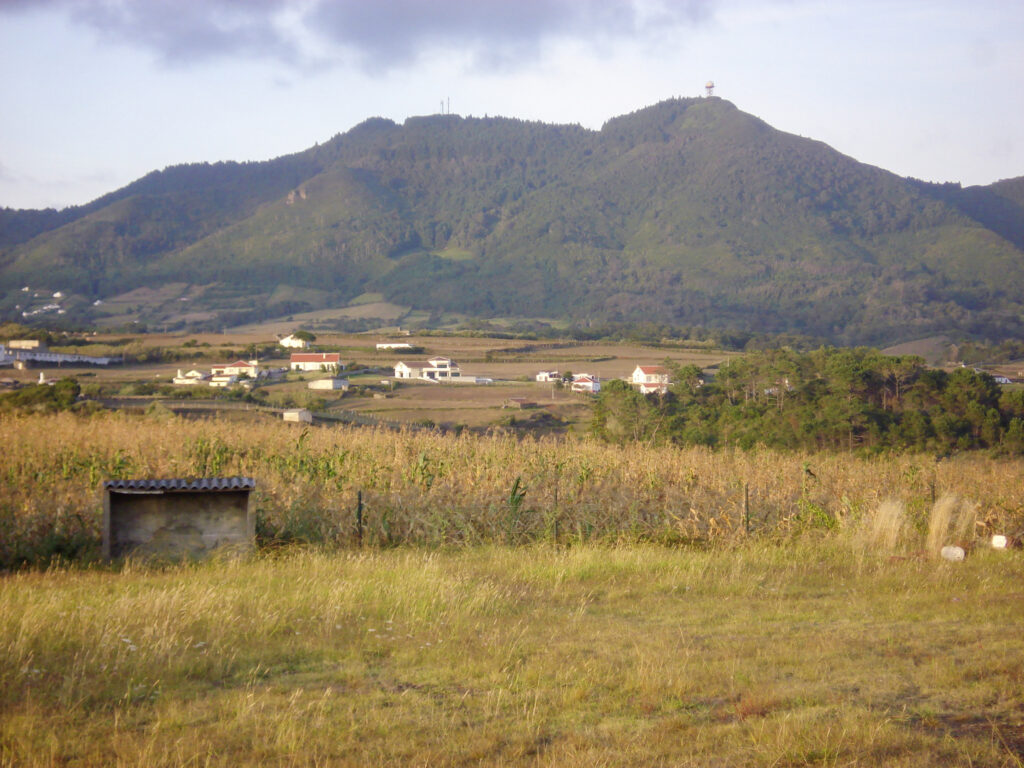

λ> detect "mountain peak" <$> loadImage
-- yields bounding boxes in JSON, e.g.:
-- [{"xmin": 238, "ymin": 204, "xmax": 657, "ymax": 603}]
[{"xmin": 2, "ymin": 100, "xmax": 1022, "ymax": 344}]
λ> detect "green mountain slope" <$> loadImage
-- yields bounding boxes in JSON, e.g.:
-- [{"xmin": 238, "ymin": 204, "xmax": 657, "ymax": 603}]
[{"xmin": 3, "ymin": 97, "xmax": 1023, "ymax": 344}]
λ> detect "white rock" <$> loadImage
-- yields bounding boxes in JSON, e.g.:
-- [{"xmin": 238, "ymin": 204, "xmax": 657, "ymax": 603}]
[
  {"xmin": 940, "ymin": 545, "xmax": 966, "ymax": 562},
  {"xmin": 992, "ymin": 535, "xmax": 1008, "ymax": 549}
]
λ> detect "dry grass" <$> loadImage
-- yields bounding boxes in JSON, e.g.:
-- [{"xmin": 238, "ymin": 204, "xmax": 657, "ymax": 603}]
[
  {"xmin": 927, "ymin": 495, "xmax": 980, "ymax": 556},
  {"xmin": 4, "ymin": 410, "xmax": 1024, "ymax": 764},
  {"xmin": 3, "ymin": 411, "xmax": 1024, "ymax": 567},
  {"xmin": 2, "ymin": 543, "xmax": 1023, "ymax": 766},
  {"xmin": 862, "ymin": 499, "xmax": 912, "ymax": 552}
]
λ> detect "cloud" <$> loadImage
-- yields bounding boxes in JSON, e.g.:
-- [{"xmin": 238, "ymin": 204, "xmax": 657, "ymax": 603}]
[
  {"xmin": 310, "ymin": 0, "xmax": 648, "ymax": 71},
  {"xmin": 0, "ymin": 0, "xmax": 302, "ymax": 66},
  {"xmin": 0, "ymin": 0, "xmax": 715, "ymax": 71},
  {"xmin": 75, "ymin": 0, "xmax": 302, "ymax": 67}
]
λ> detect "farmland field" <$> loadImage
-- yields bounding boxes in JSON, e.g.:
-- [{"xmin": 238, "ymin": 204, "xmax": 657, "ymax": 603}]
[
  {"xmin": 340, "ymin": 379, "xmax": 593, "ymax": 431},
  {"xmin": 5, "ymin": 411, "xmax": 1024, "ymax": 561}
]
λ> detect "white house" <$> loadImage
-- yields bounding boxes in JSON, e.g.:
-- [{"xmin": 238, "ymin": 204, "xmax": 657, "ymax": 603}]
[
  {"xmin": 631, "ymin": 365, "xmax": 671, "ymax": 395},
  {"xmin": 393, "ymin": 361, "xmax": 423, "ymax": 379},
  {"xmin": 279, "ymin": 334, "xmax": 310, "ymax": 349},
  {"xmin": 209, "ymin": 374, "xmax": 239, "ymax": 388},
  {"xmin": 282, "ymin": 408, "xmax": 313, "ymax": 423},
  {"xmin": 376, "ymin": 342, "xmax": 415, "ymax": 351},
  {"xmin": 535, "ymin": 370, "xmax": 560, "ymax": 382},
  {"xmin": 394, "ymin": 356, "xmax": 461, "ymax": 381},
  {"xmin": 173, "ymin": 369, "xmax": 210, "ymax": 386},
  {"xmin": 211, "ymin": 359, "xmax": 260, "ymax": 378},
  {"xmin": 570, "ymin": 374, "xmax": 601, "ymax": 394},
  {"xmin": 290, "ymin": 352, "xmax": 342, "ymax": 372}
]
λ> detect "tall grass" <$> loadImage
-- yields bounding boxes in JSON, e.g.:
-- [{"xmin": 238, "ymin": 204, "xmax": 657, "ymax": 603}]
[
  {"xmin": 862, "ymin": 499, "xmax": 911, "ymax": 552},
  {"xmin": 2, "ymin": 411, "xmax": 1023, "ymax": 567}
]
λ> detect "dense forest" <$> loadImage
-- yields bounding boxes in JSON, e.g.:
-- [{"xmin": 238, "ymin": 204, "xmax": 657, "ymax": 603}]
[
  {"xmin": 3, "ymin": 97, "xmax": 1024, "ymax": 345},
  {"xmin": 593, "ymin": 347, "xmax": 1024, "ymax": 454}
]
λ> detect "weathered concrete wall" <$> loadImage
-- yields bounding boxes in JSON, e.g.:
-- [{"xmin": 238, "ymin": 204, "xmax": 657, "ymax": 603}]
[{"xmin": 103, "ymin": 490, "xmax": 253, "ymax": 560}]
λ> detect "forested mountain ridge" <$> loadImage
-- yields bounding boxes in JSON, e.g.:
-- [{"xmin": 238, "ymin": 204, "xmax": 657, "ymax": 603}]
[{"xmin": 2, "ymin": 97, "xmax": 1022, "ymax": 344}]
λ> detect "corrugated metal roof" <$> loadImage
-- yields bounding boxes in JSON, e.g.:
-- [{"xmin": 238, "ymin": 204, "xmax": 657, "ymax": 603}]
[{"xmin": 103, "ymin": 477, "xmax": 255, "ymax": 492}]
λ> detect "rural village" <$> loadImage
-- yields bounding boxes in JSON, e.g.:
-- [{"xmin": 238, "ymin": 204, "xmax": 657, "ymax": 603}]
[
  {"xmin": 3, "ymin": 325, "xmax": 1019, "ymax": 432},
  {"xmin": 0, "ymin": 325, "xmax": 693, "ymax": 431}
]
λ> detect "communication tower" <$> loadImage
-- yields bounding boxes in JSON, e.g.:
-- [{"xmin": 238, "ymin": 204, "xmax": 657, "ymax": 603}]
[{"xmin": 705, "ymin": 80, "xmax": 715, "ymax": 97}]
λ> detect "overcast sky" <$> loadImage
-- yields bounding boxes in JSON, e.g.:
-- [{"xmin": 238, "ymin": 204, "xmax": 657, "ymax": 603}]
[{"xmin": 1, "ymin": 0, "xmax": 1022, "ymax": 210}]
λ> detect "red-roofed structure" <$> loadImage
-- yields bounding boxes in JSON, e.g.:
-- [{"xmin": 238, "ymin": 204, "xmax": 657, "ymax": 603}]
[{"xmin": 631, "ymin": 365, "xmax": 671, "ymax": 394}]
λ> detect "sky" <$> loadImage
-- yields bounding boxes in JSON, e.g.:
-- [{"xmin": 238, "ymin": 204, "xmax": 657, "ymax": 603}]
[{"xmin": 1, "ymin": 0, "xmax": 1022, "ymax": 211}]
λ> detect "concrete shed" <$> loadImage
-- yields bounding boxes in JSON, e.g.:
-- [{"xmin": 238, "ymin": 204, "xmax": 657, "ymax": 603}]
[{"xmin": 102, "ymin": 477, "xmax": 255, "ymax": 560}]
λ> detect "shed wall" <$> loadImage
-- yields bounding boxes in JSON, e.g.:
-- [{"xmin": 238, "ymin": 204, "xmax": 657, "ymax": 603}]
[{"xmin": 103, "ymin": 490, "xmax": 253, "ymax": 560}]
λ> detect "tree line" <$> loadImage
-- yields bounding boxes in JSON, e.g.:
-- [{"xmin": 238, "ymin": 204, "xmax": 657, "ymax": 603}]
[{"xmin": 593, "ymin": 346, "xmax": 1024, "ymax": 454}]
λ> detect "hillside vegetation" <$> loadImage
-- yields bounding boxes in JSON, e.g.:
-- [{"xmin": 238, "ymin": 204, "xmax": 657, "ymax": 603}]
[{"xmin": 3, "ymin": 98, "xmax": 1024, "ymax": 344}]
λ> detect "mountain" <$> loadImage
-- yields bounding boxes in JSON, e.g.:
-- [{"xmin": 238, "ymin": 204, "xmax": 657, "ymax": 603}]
[{"xmin": 2, "ymin": 97, "xmax": 1023, "ymax": 344}]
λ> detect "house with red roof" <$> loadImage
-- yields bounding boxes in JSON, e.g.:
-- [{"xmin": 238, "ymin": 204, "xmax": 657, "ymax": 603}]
[
  {"xmin": 631, "ymin": 365, "xmax": 671, "ymax": 395},
  {"xmin": 211, "ymin": 359, "xmax": 260, "ymax": 378},
  {"xmin": 570, "ymin": 373, "xmax": 601, "ymax": 394}
]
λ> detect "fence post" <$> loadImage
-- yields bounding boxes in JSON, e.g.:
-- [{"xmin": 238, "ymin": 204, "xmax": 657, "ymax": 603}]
[
  {"xmin": 744, "ymin": 482, "xmax": 750, "ymax": 534},
  {"xmin": 356, "ymin": 490, "xmax": 363, "ymax": 548}
]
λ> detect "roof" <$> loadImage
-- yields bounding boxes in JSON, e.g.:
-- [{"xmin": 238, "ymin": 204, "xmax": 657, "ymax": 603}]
[
  {"xmin": 103, "ymin": 477, "xmax": 255, "ymax": 492},
  {"xmin": 636, "ymin": 366, "xmax": 670, "ymax": 374},
  {"xmin": 398, "ymin": 359, "xmax": 454, "ymax": 367},
  {"xmin": 212, "ymin": 360, "xmax": 257, "ymax": 369}
]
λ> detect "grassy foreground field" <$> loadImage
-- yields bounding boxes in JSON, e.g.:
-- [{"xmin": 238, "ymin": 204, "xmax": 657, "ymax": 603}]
[
  {"xmin": 3, "ymin": 411, "xmax": 1024, "ymax": 764},
  {"xmin": 3, "ymin": 543, "xmax": 1023, "ymax": 766}
]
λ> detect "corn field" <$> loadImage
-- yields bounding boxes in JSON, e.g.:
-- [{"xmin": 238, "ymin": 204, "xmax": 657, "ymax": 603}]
[{"xmin": 3, "ymin": 411, "xmax": 1024, "ymax": 567}]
